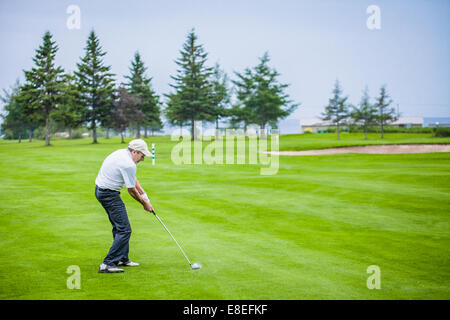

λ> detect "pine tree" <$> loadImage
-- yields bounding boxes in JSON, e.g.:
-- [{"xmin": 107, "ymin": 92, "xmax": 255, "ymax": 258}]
[
  {"xmin": 165, "ymin": 92, "xmax": 189, "ymax": 134},
  {"xmin": 165, "ymin": 29, "xmax": 214, "ymax": 140},
  {"xmin": 375, "ymin": 85, "xmax": 396, "ymax": 139},
  {"xmin": 52, "ymin": 73, "xmax": 83, "ymax": 139},
  {"xmin": 22, "ymin": 31, "xmax": 65, "ymax": 146},
  {"xmin": 0, "ymin": 80, "xmax": 36, "ymax": 142},
  {"xmin": 147, "ymin": 119, "xmax": 163, "ymax": 136},
  {"xmin": 321, "ymin": 79, "xmax": 350, "ymax": 140},
  {"xmin": 229, "ymin": 68, "xmax": 254, "ymax": 131},
  {"xmin": 350, "ymin": 86, "xmax": 378, "ymax": 140},
  {"xmin": 209, "ymin": 63, "xmax": 230, "ymax": 139},
  {"xmin": 123, "ymin": 51, "xmax": 162, "ymax": 138},
  {"xmin": 232, "ymin": 52, "xmax": 298, "ymax": 138},
  {"xmin": 75, "ymin": 30, "xmax": 115, "ymax": 144}
]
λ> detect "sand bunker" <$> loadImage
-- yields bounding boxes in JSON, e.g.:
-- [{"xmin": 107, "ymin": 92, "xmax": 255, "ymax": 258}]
[{"xmin": 267, "ymin": 144, "xmax": 450, "ymax": 156}]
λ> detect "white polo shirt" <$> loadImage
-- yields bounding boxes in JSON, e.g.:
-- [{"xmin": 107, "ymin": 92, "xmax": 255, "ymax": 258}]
[{"xmin": 95, "ymin": 148, "xmax": 137, "ymax": 191}]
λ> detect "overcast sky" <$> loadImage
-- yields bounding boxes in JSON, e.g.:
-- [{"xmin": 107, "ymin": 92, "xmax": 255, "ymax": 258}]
[{"xmin": 1, "ymin": 0, "xmax": 449, "ymax": 119}]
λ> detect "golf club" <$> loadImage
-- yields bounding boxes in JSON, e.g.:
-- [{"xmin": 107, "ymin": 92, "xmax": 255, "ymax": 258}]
[{"xmin": 152, "ymin": 210, "xmax": 201, "ymax": 270}]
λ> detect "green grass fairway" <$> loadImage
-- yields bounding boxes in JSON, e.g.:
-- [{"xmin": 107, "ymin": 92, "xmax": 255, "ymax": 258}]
[{"xmin": 0, "ymin": 133, "xmax": 449, "ymax": 299}]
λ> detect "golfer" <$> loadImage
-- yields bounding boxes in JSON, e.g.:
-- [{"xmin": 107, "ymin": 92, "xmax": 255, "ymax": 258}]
[{"xmin": 95, "ymin": 139, "xmax": 154, "ymax": 273}]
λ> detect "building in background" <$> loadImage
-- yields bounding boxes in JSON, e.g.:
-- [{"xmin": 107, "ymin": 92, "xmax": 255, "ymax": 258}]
[
  {"xmin": 390, "ymin": 117, "xmax": 423, "ymax": 128},
  {"xmin": 299, "ymin": 118, "xmax": 339, "ymax": 133}
]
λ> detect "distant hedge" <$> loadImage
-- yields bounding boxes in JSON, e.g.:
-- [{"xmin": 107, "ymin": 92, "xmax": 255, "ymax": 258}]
[
  {"xmin": 318, "ymin": 125, "xmax": 440, "ymax": 134},
  {"xmin": 346, "ymin": 126, "xmax": 434, "ymax": 134},
  {"xmin": 433, "ymin": 127, "xmax": 450, "ymax": 137}
]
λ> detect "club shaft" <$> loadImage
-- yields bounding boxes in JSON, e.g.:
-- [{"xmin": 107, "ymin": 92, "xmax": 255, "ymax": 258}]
[{"xmin": 153, "ymin": 212, "xmax": 192, "ymax": 266}]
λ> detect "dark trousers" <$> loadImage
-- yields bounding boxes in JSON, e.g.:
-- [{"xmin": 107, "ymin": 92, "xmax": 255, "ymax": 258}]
[{"xmin": 95, "ymin": 185, "xmax": 132, "ymax": 266}]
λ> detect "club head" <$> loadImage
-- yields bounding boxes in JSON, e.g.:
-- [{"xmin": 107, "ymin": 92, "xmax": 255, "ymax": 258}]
[{"xmin": 191, "ymin": 263, "xmax": 201, "ymax": 270}]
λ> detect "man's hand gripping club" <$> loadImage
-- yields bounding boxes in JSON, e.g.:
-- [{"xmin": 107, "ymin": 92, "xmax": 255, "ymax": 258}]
[{"xmin": 128, "ymin": 179, "xmax": 154, "ymax": 213}]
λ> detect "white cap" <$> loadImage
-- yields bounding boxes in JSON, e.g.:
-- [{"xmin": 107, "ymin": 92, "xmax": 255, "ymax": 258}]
[{"xmin": 128, "ymin": 139, "xmax": 151, "ymax": 156}]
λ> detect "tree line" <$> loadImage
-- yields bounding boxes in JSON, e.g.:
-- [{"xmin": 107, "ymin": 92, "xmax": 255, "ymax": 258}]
[
  {"xmin": 321, "ymin": 80, "xmax": 397, "ymax": 140},
  {"xmin": 1, "ymin": 28, "xmax": 298, "ymax": 145}
]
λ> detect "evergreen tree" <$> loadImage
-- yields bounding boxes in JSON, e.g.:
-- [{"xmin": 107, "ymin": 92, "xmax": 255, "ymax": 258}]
[
  {"xmin": 100, "ymin": 91, "xmax": 118, "ymax": 139},
  {"xmin": 209, "ymin": 63, "xmax": 230, "ymax": 139},
  {"xmin": 229, "ymin": 104, "xmax": 253, "ymax": 131},
  {"xmin": 229, "ymin": 68, "xmax": 254, "ymax": 131},
  {"xmin": 75, "ymin": 30, "xmax": 115, "ymax": 144},
  {"xmin": 146, "ymin": 119, "xmax": 163, "ymax": 137},
  {"xmin": 164, "ymin": 93, "xmax": 189, "ymax": 134},
  {"xmin": 22, "ymin": 31, "xmax": 65, "ymax": 146},
  {"xmin": 1, "ymin": 95, "xmax": 26, "ymax": 142},
  {"xmin": 52, "ymin": 73, "xmax": 83, "ymax": 139},
  {"xmin": 232, "ymin": 52, "xmax": 298, "ymax": 138},
  {"xmin": 0, "ymin": 80, "xmax": 37, "ymax": 142},
  {"xmin": 375, "ymin": 85, "xmax": 396, "ymax": 139},
  {"xmin": 350, "ymin": 86, "xmax": 378, "ymax": 140},
  {"xmin": 123, "ymin": 51, "xmax": 162, "ymax": 138},
  {"xmin": 165, "ymin": 29, "xmax": 214, "ymax": 140},
  {"xmin": 321, "ymin": 79, "xmax": 350, "ymax": 140}
]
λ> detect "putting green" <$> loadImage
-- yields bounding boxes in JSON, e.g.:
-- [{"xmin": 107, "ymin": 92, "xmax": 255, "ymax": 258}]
[{"xmin": 0, "ymin": 133, "xmax": 449, "ymax": 299}]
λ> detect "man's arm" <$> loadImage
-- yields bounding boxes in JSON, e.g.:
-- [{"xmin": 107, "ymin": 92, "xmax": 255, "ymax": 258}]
[
  {"xmin": 134, "ymin": 179, "xmax": 151, "ymax": 203},
  {"xmin": 128, "ymin": 186, "xmax": 153, "ymax": 212},
  {"xmin": 135, "ymin": 179, "xmax": 145, "ymax": 195}
]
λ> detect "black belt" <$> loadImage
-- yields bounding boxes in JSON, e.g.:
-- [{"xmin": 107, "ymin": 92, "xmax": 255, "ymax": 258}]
[{"xmin": 96, "ymin": 186, "xmax": 119, "ymax": 193}]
